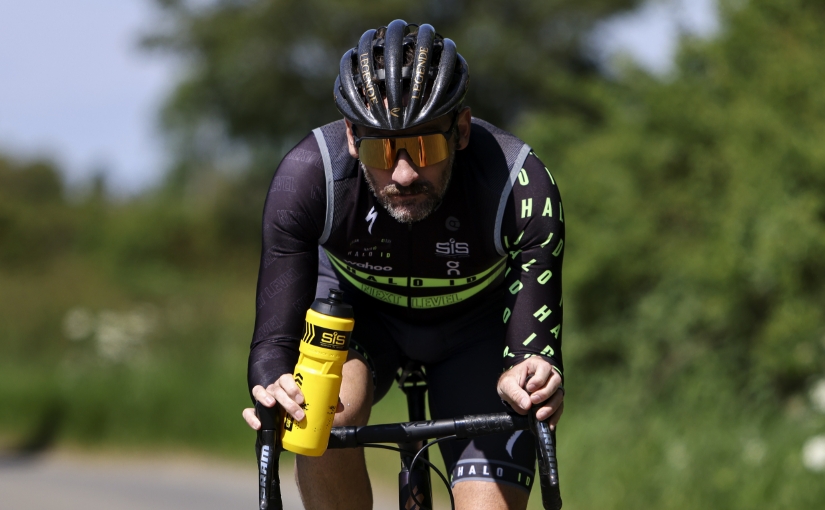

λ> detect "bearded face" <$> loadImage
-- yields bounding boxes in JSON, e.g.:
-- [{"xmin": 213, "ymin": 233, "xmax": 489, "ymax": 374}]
[{"xmin": 360, "ymin": 148, "xmax": 455, "ymax": 224}]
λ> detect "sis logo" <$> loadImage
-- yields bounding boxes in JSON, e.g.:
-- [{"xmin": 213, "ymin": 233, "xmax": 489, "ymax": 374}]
[{"xmin": 435, "ymin": 239, "xmax": 470, "ymax": 257}]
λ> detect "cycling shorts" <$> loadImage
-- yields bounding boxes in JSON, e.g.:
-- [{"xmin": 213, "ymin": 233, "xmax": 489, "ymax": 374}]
[{"xmin": 318, "ymin": 255, "xmax": 537, "ymax": 493}]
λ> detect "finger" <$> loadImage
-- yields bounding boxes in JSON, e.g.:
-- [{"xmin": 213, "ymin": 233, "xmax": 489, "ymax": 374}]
[
  {"xmin": 336, "ymin": 398, "xmax": 345, "ymax": 414},
  {"xmin": 529, "ymin": 373, "xmax": 562, "ymax": 405},
  {"xmin": 529, "ymin": 370, "xmax": 562, "ymax": 405},
  {"xmin": 498, "ymin": 367, "xmax": 532, "ymax": 414},
  {"xmin": 270, "ymin": 385, "xmax": 306, "ymax": 422},
  {"xmin": 525, "ymin": 360, "xmax": 553, "ymax": 393},
  {"xmin": 548, "ymin": 401, "xmax": 565, "ymax": 430},
  {"xmin": 535, "ymin": 390, "xmax": 564, "ymax": 423},
  {"xmin": 242, "ymin": 407, "xmax": 262, "ymax": 430},
  {"xmin": 277, "ymin": 374, "xmax": 305, "ymax": 405},
  {"xmin": 252, "ymin": 385, "xmax": 276, "ymax": 407}
]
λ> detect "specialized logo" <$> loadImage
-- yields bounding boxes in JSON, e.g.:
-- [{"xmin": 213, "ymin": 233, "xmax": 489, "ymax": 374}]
[
  {"xmin": 445, "ymin": 216, "xmax": 460, "ymax": 231},
  {"xmin": 435, "ymin": 239, "xmax": 469, "ymax": 257},
  {"xmin": 366, "ymin": 206, "xmax": 378, "ymax": 234}
]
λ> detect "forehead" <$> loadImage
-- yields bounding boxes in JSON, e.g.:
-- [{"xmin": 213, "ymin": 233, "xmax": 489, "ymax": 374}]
[{"xmin": 355, "ymin": 113, "xmax": 454, "ymax": 138}]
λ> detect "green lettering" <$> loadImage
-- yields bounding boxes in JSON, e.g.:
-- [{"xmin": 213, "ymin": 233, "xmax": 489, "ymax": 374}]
[
  {"xmin": 521, "ymin": 198, "xmax": 532, "ymax": 218},
  {"xmin": 537, "ymin": 270, "xmax": 552, "ymax": 284},
  {"xmin": 521, "ymin": 259, "xmax": 536, "ymax": 272},
  {"xmin": 509, "ymin": 281, "xmax": 524, "ymax": 294},
  {"xmin": 543, "ymin": 197, "xmax": 552, "ymax": 217},
  {"xmin": 523, "ymin": 333, "xmax": 537, "ymax": 346},
  {"xmin": 550, "ymin": 324, "xmax": 561, "ymax": 339},
  {"xmin": 503, "ymin": 307, "xmax": 511, "ymax": 323},
  {"xmin": 533, "ymin": 305, "xmax": 552, "ymax": 322},
  {"xmin": 518, "ymin": 168, "xmax": 529, "ymax": 186},
  {"xmin": 544, "ymin": 167, "xmax": 555, "ymax": 185},
  {"xmin": 552, "ymin": 239, "xmax": 564, "ymax": 257},
  {"xmin": 540, "ymin": 232, "xmax": 554, "ymax": 248}
]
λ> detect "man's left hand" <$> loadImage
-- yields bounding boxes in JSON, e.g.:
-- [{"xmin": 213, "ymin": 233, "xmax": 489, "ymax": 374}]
[{"xmin": 497, "ymin": 357, "xmax": 564, "ymax": 428}]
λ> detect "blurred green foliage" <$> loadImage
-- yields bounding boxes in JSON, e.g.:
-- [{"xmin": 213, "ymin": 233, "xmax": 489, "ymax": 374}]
[{"xmin": 2, "ymin": 0, "xmax": 825, "ymax": 508}]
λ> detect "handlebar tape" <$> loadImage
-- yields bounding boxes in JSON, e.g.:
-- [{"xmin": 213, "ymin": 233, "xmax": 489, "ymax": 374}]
[
  {"xmin": 529, "ymin": 414, "xmax": 562, "ymax": 510},
  {"xmin": 255, "ymin": 403, "xmax": 283, "ymax": 510},
  {"xmin": 454, "ymin": 413, "xmax": 526, "ymax": 437}
]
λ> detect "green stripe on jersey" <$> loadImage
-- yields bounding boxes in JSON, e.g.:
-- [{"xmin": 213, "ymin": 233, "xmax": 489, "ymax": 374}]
[{"xmin": 325, "ymin": 251, "xmax": 506, "ymax": 309}]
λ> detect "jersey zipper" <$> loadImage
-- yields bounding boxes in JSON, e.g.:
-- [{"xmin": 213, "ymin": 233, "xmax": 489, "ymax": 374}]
[{"xmin": 406, "ymin": 222, "xmax": 413, "ymax": 317}]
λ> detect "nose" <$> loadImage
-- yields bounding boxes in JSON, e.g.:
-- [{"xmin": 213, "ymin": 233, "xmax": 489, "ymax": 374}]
[{"xmin": 390, "ymin": 150, "xmax": 420, "ymax": 187}]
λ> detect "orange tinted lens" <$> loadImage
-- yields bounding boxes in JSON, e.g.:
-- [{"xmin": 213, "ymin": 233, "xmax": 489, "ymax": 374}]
[
  {"xmin": 358, "ymin": 138, "xmax": 395, "ymax": 169},
  {"xmin": 358, "ymin": 134, "xmax": 450, "ymax": 169},
  {"xmin": 395, "ymin": 134, "xmax": 451, "ymax": 167}
]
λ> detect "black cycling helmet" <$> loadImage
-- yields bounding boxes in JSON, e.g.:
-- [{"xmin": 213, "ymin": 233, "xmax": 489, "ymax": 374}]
[{"xmin": 334, "ymin": 19, "xmax": 469, "ymax": 130}]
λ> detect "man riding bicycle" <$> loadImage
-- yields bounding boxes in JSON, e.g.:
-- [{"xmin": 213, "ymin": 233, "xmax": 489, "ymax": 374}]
[{"xmin": 242, "ymin": 19, "xmax": 565, "ymax": 510}]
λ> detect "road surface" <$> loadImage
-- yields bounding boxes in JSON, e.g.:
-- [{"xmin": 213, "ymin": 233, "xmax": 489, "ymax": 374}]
[{"xmin": 0, "ymin": 451, "xmax": 397, "ymax": 509}]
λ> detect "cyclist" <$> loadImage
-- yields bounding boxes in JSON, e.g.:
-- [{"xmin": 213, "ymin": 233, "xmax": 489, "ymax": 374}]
[{"xmin": 242, "ymin": 20, "xmax": 565, "ymax": 510}]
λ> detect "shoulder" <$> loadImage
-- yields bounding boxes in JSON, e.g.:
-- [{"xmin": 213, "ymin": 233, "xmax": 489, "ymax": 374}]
[
  {"xmin": 311, "ymin": 119, "xmax": 358, "ymax": 181},
  {"xmin": 281, "ymin": 132, "xmax": 325, "ymax": 171}
]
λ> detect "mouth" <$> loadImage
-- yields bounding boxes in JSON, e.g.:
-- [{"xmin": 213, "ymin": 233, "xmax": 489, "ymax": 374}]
[{"xmin": 383, "ymin": 183, "xmax": 432, "ymax": 198}]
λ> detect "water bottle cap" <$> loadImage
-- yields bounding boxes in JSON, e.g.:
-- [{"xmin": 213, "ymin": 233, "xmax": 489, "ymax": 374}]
[{"xmin": 310, "ymin": 289, "xmax": 354, "ymax": 318}]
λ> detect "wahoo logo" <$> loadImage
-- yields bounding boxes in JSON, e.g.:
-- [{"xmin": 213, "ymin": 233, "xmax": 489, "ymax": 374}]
[
  {"xmin": 435, "ymin": 239, "xmax": 469, "ymax": 257},
  {"xmin": 366, "ymin": 206, "xmax": 378, "ymax": 234},
  {"xmin": 344, "ymin": 260, "xmax": 393, "ymax": 271}
]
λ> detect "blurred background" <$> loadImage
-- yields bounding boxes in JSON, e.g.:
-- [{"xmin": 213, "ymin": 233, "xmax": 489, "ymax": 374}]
[{"xmin": 1, "ymin": 0, "xmax": 825, "ymax": 508}]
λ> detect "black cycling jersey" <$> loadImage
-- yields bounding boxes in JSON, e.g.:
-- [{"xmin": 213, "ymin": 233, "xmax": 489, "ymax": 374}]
[{"xmin": 248, "ymin": 118, "xmax": 565, "ymax": 393}]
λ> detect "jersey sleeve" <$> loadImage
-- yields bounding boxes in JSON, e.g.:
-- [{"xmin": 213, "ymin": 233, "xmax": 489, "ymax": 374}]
[
  {"xmin": 499, "ymin": 152, "xmax": 565, "ymax": 381},
  {"xmin": 247, "ymin": 133, "xmax": 327, "ymax": 394}
]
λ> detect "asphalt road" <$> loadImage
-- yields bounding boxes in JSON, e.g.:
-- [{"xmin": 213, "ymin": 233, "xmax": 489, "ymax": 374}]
[{"xmin": 0, "ymin": 452, "xmax": 396, "ymax": 509}]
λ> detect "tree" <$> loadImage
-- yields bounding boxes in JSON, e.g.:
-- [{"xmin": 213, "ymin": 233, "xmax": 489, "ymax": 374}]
[
  {"xmin": 146, "ymin": 0, "xmax": 641, "ymax": 168},
  {"xmin": 522, "ymin": 0, "xmax": 825, "ymax": 399}
]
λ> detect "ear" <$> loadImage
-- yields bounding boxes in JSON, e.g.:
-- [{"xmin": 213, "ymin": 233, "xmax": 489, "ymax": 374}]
[
  {"xmin": 345, "ymin": 119, "xmax": 359, "ymax": 159},
  {"xmin": 456, "ymin": 107, "xmax": 472, "ymax": 150}
]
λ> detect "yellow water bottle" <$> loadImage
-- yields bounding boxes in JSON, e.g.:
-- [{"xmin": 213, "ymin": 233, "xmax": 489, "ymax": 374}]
[{"xmin": 281, "ymin": 289, "xmax": 354, "ymax": 456}]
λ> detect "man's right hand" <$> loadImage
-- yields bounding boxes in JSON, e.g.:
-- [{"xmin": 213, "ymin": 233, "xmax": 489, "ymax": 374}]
[
  {"xmin": 242, "ymin": 373, "xmax": 307, "ymax": 430},
  {"xmin": 242, "ymin": 373, "xmax": 345, "ymax": 430}
]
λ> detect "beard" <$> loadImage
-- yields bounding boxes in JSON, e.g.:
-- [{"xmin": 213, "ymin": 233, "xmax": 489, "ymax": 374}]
[{"xmin": 361, "ymin": 150, "xmax": 455, "ymax": 224}]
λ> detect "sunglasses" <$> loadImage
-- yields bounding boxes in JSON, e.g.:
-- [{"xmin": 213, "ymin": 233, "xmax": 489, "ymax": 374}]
[{"xmin": 353, "ymin": 115, "xmax": 458, "ymax": 170}]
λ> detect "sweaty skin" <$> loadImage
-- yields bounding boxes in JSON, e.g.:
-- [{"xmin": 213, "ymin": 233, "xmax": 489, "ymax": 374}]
[{"xmin": 243, "ymin": 108, "xmax": 565, "ymax": 510}]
